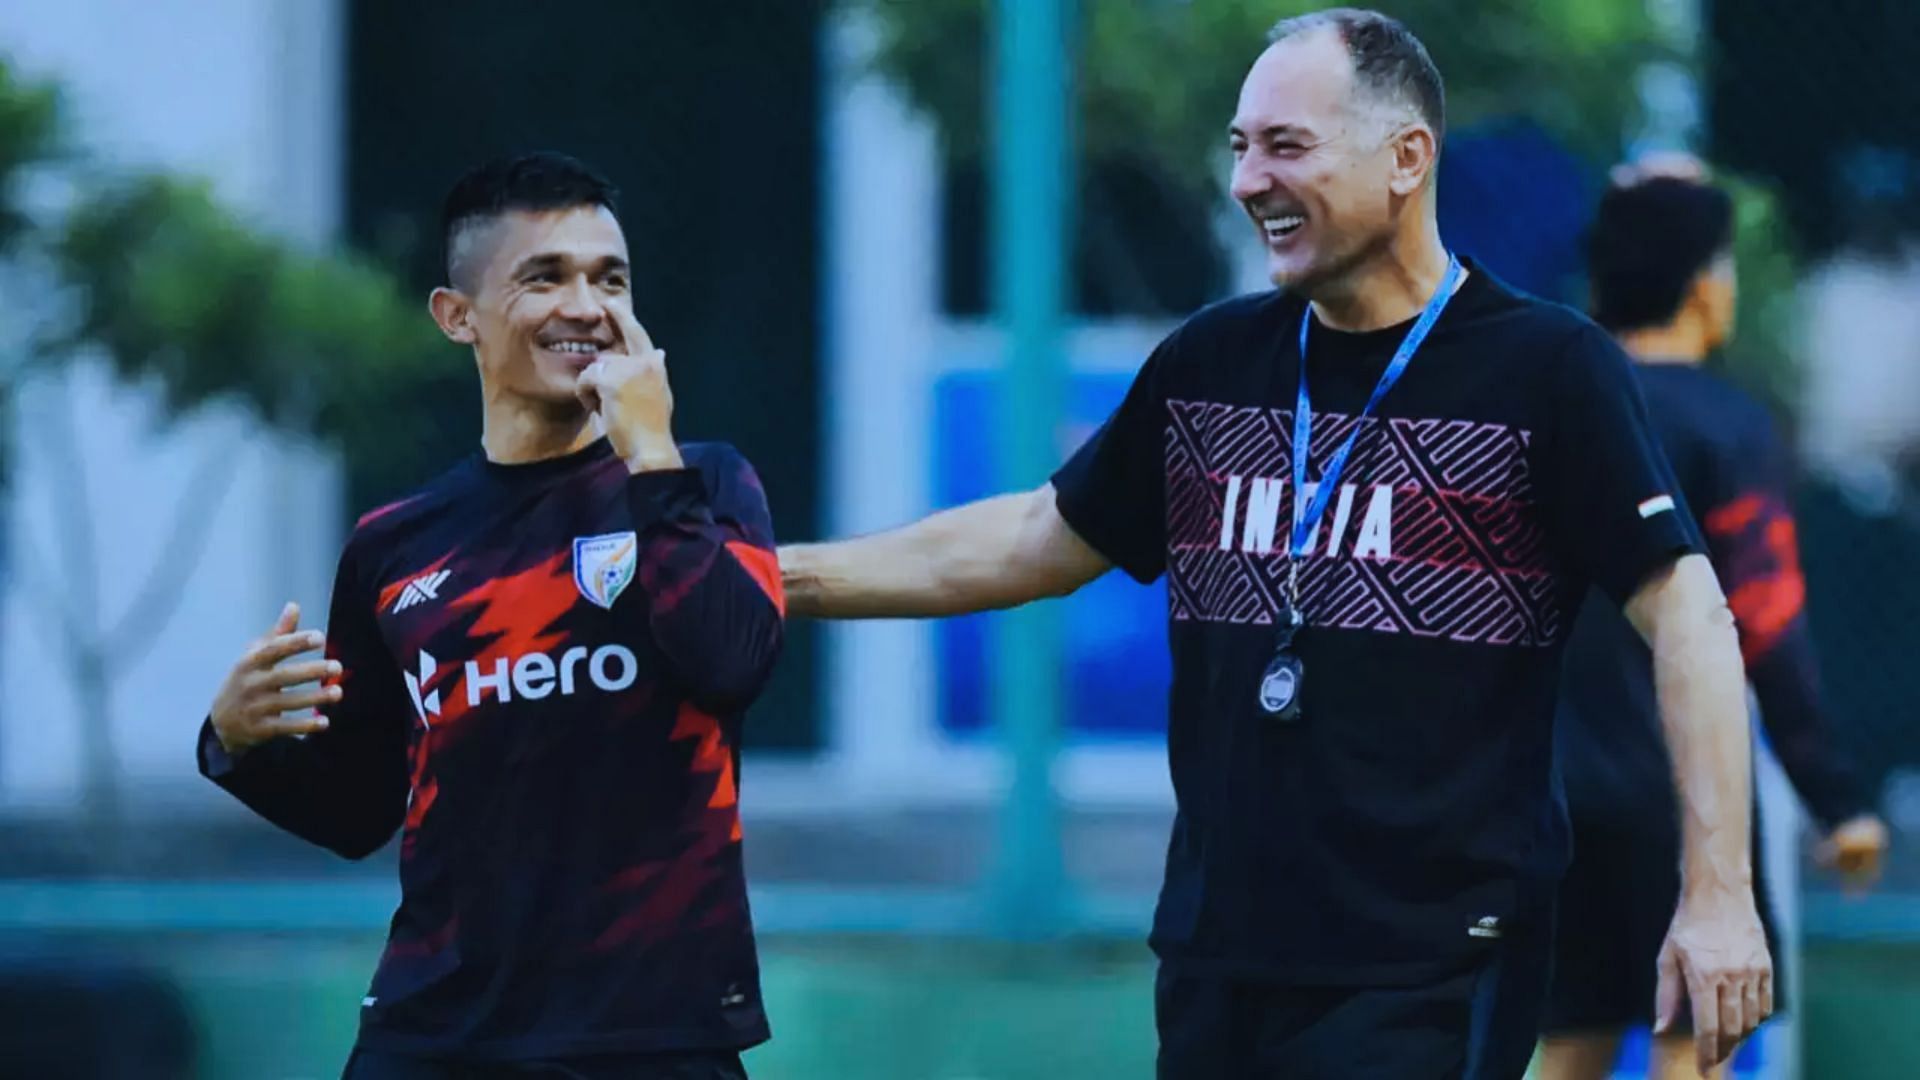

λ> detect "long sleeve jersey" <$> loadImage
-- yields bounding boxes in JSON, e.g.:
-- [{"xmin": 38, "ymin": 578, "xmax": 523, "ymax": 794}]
[
  {"xmin": 199, "ymin": 438, "xmax": 784, "ymax": 1061},
  {"xmin": 1557, "ymin": 364, "xmax": 1874, "ymax": 835}
]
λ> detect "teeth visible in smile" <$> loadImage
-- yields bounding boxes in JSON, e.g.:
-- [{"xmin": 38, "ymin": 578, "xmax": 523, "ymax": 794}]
[
  {"xmin": 547, "ymin": 341, "xmax": 598, "ymax": 354},
  {"xmin": 1263, "ymin": 215, "xmax": 1305, "ymax": 237}
]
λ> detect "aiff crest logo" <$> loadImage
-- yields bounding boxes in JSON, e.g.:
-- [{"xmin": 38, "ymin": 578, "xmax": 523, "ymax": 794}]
[{"xmin": 573, "ymin": 531, "xmax": 638, "ymax": 609}]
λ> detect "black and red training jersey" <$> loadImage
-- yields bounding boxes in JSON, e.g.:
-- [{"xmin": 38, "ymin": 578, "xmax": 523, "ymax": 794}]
[
  {"xmin": 1557, "ymin": 363, "xmax": 1876, "ymax": 835},
  {"xmin": 197, "ymin": 438, "xmax": 784, "ymax": 1061}
]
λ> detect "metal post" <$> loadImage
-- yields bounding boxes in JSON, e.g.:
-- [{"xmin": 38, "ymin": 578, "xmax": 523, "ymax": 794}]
[{"xmin": 987, "ymin": 0, "xmax": 1073, "ymax": 938}]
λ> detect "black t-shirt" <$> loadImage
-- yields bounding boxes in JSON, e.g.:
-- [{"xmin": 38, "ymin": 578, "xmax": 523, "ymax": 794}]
[
  {"xmin": 1051, "ymin": 259, "xmax": 1700, "ymax": 984},
  {"xmin": 1557, "ymin": 364, "xmax": 1874, "ymax": 839},
  {"xmin": 198, "ymin": 439, "xmax": 784, "ymax": 1060}
]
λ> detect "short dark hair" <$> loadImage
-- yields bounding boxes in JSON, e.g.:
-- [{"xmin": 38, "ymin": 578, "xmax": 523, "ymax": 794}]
[
  {"xmin": 1269, "ymin": 8, "xmax": 1446, "ymax": 148},
  {"xmin": 1587, "ymin": 176, "xmax": 1736, "ymax": 333},
  {"xmin": 440, "ymin": 152, "xmax": 620, "ymax": 289}
]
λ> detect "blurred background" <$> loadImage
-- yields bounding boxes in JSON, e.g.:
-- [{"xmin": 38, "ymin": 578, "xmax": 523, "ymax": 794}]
[{"xmin": 0, "ymin": 0, "xmax": 1916, "ymax": 1077}]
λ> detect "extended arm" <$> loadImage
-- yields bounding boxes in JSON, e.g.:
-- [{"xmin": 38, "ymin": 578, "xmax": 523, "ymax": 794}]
[{"xmin": 781, "ymin": 484, "xmax": 1111, "ymax": 619}]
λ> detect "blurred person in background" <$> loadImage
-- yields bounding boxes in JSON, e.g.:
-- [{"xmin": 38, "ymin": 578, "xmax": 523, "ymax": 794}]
[
  {"xmin": 1537, "ymin": 163, "xmax": 1889, "ymax": 1080},
  {"xmin": 193, "ymin": 152, "xmax": 785, "ymax": 1079},
  {"xmin": 782, "ymin": 9, "xmax": 1769, "ymax": 1078}
]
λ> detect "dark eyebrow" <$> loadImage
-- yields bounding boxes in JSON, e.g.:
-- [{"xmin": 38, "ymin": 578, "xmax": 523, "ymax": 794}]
[
  {"xmin": 510, "ymin": 253, "xmax": 631, "ymax": 278},
  {"xmin": 510, "ymin": 253, "xmax": 564, "ymax": 278}
]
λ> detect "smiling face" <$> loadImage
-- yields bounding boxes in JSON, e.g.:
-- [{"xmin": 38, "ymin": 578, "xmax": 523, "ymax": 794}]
[
  {"xmin": 430, "ymin": 204, "xmax": 636, "ymax": 406},
  {"xmin": 1227, "ymin": 27, "xmax": 1435, "ymax": 295}
]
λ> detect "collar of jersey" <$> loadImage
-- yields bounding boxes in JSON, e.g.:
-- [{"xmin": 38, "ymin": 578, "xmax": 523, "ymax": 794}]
[{"xmin": 472, "ymin": 435, "xmax": 617, "ymax": 489}]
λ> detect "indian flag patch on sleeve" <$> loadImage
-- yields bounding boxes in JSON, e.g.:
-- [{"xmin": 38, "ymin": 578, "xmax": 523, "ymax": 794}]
[{"xmin": 1637, "ymin": 494, "xmax": 1676, "ymax": 519}]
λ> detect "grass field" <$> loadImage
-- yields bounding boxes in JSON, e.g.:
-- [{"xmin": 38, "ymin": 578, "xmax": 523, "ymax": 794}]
[{"xmin": 28, "ymin": 930, "xmax": 1913, "ymax": 1080}]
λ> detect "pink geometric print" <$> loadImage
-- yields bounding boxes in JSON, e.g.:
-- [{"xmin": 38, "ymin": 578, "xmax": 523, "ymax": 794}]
[{"xmin": 1164, "ymin": 399, "xmax": 1565, "ymax": 647}]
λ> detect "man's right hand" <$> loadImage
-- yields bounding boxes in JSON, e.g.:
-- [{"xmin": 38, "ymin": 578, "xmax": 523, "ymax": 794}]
[{"xmin": 209, "ymin": 602, "xmax": 341, "ymax": 755}]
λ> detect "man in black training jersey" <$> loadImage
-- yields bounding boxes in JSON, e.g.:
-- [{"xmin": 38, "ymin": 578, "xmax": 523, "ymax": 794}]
[
  {"xmin": 196, "ymin": 153, "xmax": 785, "ymax": 1079},
  {"xmin": 1537, "ymin": 165, "xmax": 1888, "ymax": 1080},
  {"xmin": 781, "ymin": 10, "xmax": 1770, "ymax": 1078}
]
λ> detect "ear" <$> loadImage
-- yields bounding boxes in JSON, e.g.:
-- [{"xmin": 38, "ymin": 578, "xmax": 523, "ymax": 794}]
[
  {"xmin": 429, "ymin": 287, "xmax": 478, "ymax": 345},
  {"xmin": 1691, "ymin": 261, "xmax": 1738, "ymax": 345},
  {"xmin": 1387, "ymin": 123, "xmax": 1440, "ymax": 198}
]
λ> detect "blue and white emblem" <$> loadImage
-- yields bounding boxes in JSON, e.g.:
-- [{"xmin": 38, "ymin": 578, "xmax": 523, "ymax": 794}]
[{"xmin": 573, "ymin": 531, "xmax": 638, "ymax": 610}]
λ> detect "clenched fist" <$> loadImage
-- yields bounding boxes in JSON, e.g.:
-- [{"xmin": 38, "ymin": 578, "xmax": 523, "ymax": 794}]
[
  {"xmin": 576, "ymin": 306, "xmax": 682, "ymax": 473},
  {"xmin": 208, "ymin": 602, "xmax": 340, "ymax": 755}
]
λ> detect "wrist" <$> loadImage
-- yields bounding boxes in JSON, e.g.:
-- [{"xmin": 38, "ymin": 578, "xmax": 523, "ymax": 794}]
[
  {"xmin": 780, "ymin": 553, "xmax": 824, "ymax": 617},
  {"xmin": 208, "ymin": 718, "xmax": 252, "ymax": 758},
  {"xmin": 779, "ymin": 543, "xmax": 814, "ymax": 575},
  {"xmin": 1680, "ymin": 866, "xmax": 1753, "ymax": 905},
  {"xmin": 623, "ymin": 432, "xmax": 683, "ymax": 473}
]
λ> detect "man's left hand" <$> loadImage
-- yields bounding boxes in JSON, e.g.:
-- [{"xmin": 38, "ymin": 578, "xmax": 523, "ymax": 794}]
[
  {"xmin": 577, "ymin": 306, "xmax": 682, "ymax": 472},
  {"xmin": 1655, "ymin": 888, "xmax": 1773, "ymax": 1076}
]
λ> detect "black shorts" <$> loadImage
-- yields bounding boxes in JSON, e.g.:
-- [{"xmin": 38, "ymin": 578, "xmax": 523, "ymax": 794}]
[
  {"xmin": 1542, "ymin": 818, "xmax": 1783, "ymax": 1035},
  {"xmin": 1155, "ymin": 903, "xmax": 1555, "ymax": 1080},
  {"xmin": 340, "ymin": 1047, "xmax": 748, "ymax": 1080}
]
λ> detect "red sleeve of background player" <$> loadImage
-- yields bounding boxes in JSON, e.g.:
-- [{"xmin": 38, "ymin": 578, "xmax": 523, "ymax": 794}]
[
  {"xmin": 1702, "ymin": 419, "xmax": 1874, "ymax": 826},
  {"xmin": 624, "ymin": 444, "xmax": 785, "ymax": 713}
]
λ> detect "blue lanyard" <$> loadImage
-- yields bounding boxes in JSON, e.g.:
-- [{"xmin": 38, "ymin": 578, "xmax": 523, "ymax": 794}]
[{"xmin": 1289, "ymin": 255, "xmax": 1463, "ymax": 560}]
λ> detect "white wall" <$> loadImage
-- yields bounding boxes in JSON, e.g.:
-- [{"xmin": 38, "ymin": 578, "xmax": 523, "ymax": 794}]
[
  {"xmin": 0, "ymin": 0, "xmax": 345, "ymax": 812},
  {"xmin": 813, "ymin": 12, "xmax": 947, "ymax": 805},
  {"xmin": 1800, "ymin": 249, "xmax": 1920, "ymax": 478},
  {"xmin": 784, "ymin": 12, "xmax": 1175, "ymax": 815}
]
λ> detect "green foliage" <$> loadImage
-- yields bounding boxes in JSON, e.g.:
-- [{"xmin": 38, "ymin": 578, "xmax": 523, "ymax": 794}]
[
  {"xmin": 1720, "ymin": 174, "xmax": 1805, "ymax": 417},
  {"xmin": 855, "ymin": 0, "xmax": 1670, "ymax": 194},
  {"xmin": 857, "ymin": 2, "xmax": 1820, "ymax": 420},
  {"xmin": 0, "ymin": 54, "xmax": 462, "ymax": 830},
  {"xmin": 0, "ymin": 52, "xmax": 453, "ymax": 500},
  {"xmin": 48, "ymin": 175, "xmax": 451, "ymax": 485},
  {"xmin": 0, "ymin": 57, "xmax": 64, "ymax": 489},
  {"xmin": 54, "ymin": 177, "xmax": 284, "ymax": 417},
  {"xmin": 0, "ymin": 59, "xmax": 61, "ymax": 253}
]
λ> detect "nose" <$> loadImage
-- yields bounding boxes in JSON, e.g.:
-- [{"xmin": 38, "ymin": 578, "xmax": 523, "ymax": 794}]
[
  {"xmin": 1230, "ymin": 151, "xmax": 1272, "ymax": 205},
  {"xmin": 553, "ymin": 275, "xmax": 600, "ymax": 322}
]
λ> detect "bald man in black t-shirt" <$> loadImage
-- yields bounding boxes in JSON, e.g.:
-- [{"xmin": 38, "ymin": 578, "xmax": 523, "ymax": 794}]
[{"xmin": 782, "ymin": 11, "xmax": 1772, "ymax": 1079}]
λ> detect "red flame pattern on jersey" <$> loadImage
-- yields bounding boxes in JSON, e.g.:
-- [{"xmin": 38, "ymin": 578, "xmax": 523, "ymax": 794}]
[{"xmin": 199, "ymin": 441, "xmax": 782, "ymax": 1055}]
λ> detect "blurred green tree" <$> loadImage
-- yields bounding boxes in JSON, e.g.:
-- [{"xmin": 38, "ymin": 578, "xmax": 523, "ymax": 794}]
[
  {"xmin": 855, "ymin": 0, "xmax": 1806, "ymax": 413},
  {"xmin": 50, "ymin": 175, "xmax": 450, "ymax": 490},
  {"xmin": 856, "ymin": 0, "xmax": 1668, "ymax": 197},
  {"xmin": 855, "ymin": 0, "xmax": 1682, "ymax": 315},
  {"xmin": 0, "ymin": 59, "xmax": 60, "ymax": 248},
  {"xmin": 1721, "ymin": 176, "xmax": 1804, "ymax": 418},
  {"xmin": 0, "ymin": 55, "xmax": 447, "ymax": 849},
  {"xmin": 0, "ymin": 58, "xmax": 64, "ymax": 486}
]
